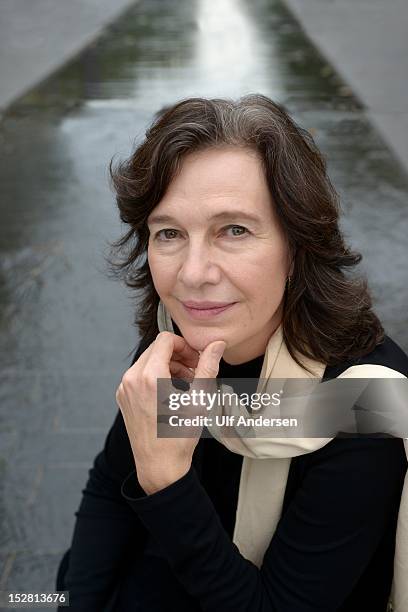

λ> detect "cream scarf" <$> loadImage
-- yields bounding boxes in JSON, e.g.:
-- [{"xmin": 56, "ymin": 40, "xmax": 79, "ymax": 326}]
[{"xmin": 157, "ymin": 300, "xmax": 408, "ymax": 611}]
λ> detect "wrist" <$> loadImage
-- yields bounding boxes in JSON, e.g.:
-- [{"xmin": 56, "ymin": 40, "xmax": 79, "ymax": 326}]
[{"xmin": 138, "ymin": 462, "xmax": 192, "ymax": 495}]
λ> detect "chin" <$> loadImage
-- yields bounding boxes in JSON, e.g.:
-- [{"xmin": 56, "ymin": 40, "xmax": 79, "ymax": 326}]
[{"xmin": 179, "ymin": 326, "xmax": 229, "ymax": 352}]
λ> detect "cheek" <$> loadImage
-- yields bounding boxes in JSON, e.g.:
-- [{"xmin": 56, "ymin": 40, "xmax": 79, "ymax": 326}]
[
  {"xmin": 247, "ymin": 246, "xmax": 288, "ymax": 283},
  {"xmin": 148, "ymin": 251, "xmax": 177, "ymax": 289},
  {"xmin": 245, "ymin": 251, "xmax": 288, "ymax": 302}
]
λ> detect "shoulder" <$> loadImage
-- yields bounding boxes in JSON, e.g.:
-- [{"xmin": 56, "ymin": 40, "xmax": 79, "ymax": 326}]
[
  {"xmin": 297, "ymin": 334, "xmax": 408, "ymax": 474},
  {"xmin": 291, "ymin": 428, "xmax": 407, "ymax": 498},
  {"xmin": 284, "ymin": 434, "xmax": 407, "ymax": 542},
  {"xmin": 322, "ymin": 333, "xmax": 408, "ymax": 381}
]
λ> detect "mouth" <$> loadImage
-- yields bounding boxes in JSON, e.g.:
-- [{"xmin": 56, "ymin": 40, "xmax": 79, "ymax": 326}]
[{"xmin": 180, "ymin": 301, "xmax": 237, "ymax": 320}]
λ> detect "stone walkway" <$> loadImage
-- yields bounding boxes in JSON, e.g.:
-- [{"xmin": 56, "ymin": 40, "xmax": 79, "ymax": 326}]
[
  {"xmin": 282, "ymin": 0, "xmax": 408, "ymax": 177},
  {"xmin": 0, "ymin": 0, "xmax": 138, "ymax": 111}
]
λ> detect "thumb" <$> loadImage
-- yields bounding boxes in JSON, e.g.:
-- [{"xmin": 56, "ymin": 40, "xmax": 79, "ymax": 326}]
[{"xmin": 195, "ymin": 340, "xmax": 227, "ymax": 379}]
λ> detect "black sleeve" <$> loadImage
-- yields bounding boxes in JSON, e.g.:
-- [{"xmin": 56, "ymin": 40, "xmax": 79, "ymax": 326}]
[
  {"xmin": 120, "ymin": 437, "xmax": 406, "ymax": 612},
  {"xmin": 61, "ymin": 336, "xmax": 152, "ymax": 611}
]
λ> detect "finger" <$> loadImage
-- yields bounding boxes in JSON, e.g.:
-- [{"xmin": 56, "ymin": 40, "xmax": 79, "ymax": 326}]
[
  {"xmin": 194, "ymin": 341, "xmax": 227, "ymax": 380},
  {"xmin": 170, "ymin": 342, "xmax": 200, "ymax": 368},
  {"xmin": 129, "ymin": 330, "xmax": 199, "ymax": 376},
  {"xmin": 169, "ymin": 360, "xmax": 195, "ymax": 381},
  {"xmin": 126, "ymin": 332, "xmax": 191, "ymax": 375},
  {"xmin": 146, "ymin": 332, "xmax": 193, "ymax": 378},
  {"xmin": 186, "ymin": 341, "xmax": 227, "ymax": 415},
  {"xmin": 171, "ymin": 351, "xmax": 200, "ymax": 369},
  {"xmin": 127, "ymin": 338, "xmax": 157, "ymax": 370}
]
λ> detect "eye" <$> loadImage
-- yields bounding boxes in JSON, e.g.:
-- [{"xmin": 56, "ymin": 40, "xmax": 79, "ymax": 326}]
[
  {"xmin": 223, "ymin": 224, "xmax": 249, "ymax": 238},
  {"xmin": 153, "ymin": 225, "xmax": 250, "ymax": 242},
  {"xmin": 154, "ymin": 229, "xmax": 180, "ymax": 241}
]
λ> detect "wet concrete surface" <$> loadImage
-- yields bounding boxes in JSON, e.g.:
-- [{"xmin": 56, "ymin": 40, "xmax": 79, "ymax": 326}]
[
  {"xmin": 0, "ymin": 0, "xmax": 407, "ymax": 608},
  {"xmin": 282, "ymin": 0, "xmax": 408, "ymax": 176},
  {"xmin": 0, "ymin": 0, "xmax": 138, "ymax": 111}
]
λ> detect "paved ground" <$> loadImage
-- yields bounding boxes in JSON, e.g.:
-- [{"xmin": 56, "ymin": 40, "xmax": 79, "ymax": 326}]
[
  {"xmin": 0, "ymin": 0, "xmax": 138, "ymax": 111},
  {"xmin": 282, "ymin": 0, "xmax": 408, "ymax": 176},
  {"xmin": 0, "ymin": 0, "xmax": 407, "ymax": 609}
]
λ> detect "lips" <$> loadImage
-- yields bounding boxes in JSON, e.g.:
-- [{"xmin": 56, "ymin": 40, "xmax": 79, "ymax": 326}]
[
  {"xmin": 181, "ymin": 300, "xmax": 234, "ymax": 310},
  {"xmin": 180, "ymin": 301, "xmax": 237, "ymax": 319}
]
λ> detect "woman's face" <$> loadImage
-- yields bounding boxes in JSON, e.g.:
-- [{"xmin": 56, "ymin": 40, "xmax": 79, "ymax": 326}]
[{"xmin": 147, "ymin": 146, "xmax": 292, "ymax": 365}]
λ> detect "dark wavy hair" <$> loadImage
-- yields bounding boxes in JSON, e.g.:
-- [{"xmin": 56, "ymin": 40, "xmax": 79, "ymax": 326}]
[{"xmin": 106, "ymin": 93, "xmax": 384, "ymax": 370}]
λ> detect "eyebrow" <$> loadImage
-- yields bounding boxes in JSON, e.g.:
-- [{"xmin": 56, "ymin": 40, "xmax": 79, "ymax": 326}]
[{"xmin": 147, "ymin": 210, "xmax": 262, "ymax": 226}]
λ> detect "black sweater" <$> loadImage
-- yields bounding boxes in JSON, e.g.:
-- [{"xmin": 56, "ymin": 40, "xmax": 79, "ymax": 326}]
[{"xmin": 59, "ymin": 331, "xmax": 408, "ymax": 612}]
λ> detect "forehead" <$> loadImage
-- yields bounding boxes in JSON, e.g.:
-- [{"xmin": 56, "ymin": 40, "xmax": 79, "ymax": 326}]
[{"xmin": 148, "ymin": 147, "xmax": 274, "ymax": 222}]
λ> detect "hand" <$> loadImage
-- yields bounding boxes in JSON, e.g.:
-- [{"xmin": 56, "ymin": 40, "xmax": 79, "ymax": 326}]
[{"xmin": 115, "ymin": 331, "xmax": 227, "ymax": 495}]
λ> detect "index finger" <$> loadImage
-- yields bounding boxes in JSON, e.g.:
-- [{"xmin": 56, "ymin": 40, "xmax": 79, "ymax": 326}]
[
  {"xmin": 151, "ymin": 331, "xmax": 200, "ymax": 370},
  {"xmin": 171, "ymin": 338, "xmax": 200, "ymax": 369}
]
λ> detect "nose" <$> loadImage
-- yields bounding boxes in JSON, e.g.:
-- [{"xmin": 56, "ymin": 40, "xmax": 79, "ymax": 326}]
[{"xmin": 177, "ymin": 238, "xmax": 221, "ymax": 288}]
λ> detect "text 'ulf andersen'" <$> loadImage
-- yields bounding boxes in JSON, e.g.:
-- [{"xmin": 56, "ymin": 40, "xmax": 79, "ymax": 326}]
[{"xmin": 167, "ymin": 415, "xmax": 298, "ymax": 428}]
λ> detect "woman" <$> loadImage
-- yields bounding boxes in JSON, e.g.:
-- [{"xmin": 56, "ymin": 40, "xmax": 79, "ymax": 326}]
[{"xmin": 56, "ymin": 94, "xmax": 408, "ymax": 611}]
